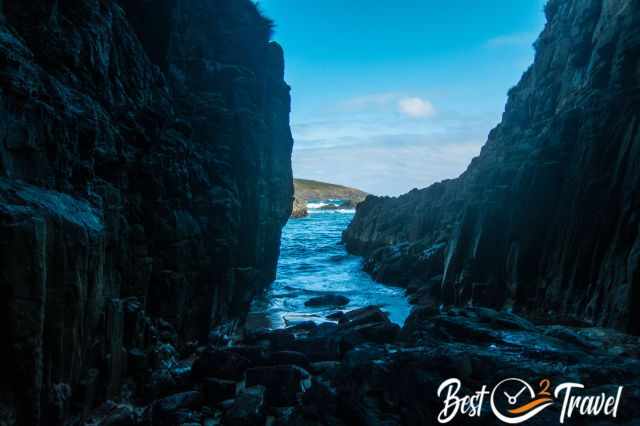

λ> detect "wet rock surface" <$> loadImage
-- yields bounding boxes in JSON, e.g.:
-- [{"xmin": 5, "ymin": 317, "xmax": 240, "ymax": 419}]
[
  {"xmin": 0, "ymin": 0, "xmax": 293, "ymax": 423},
  {"xmin": 304, "ymin": 295, "xmax": 350, "ymax": 308},
  {"xmin": 343, "ymin": 0, "xmax": 640, "ymax": 333},
  {"xmin": 1, "ymin": 0, "xmax": 639, "ymax": 424},
  {"xmin": 74, "ymin": 304, "xmax": 640, "ymax": 425}
]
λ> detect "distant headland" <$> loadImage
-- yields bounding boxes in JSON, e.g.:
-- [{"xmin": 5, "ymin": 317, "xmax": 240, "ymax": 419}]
[{"xmin": 291, "ymin": 178, "xmax": 368, "ymax": 218}]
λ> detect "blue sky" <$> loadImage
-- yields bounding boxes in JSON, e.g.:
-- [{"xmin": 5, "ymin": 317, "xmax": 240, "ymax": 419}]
[{"xmin": 259, "ymin": 0, "xmax": 548, "ymax": 195}]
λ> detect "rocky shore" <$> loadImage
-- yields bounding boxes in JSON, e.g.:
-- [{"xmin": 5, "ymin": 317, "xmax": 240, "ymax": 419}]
[
  {"xmin": 344, "ymin": 0, "xmax": 640, "ymax": 333},
  {"xmin": 2, "ymin": 0, "xmax": 639, "ymax": 424},
  {"xmin": 83, "ymin": 304, "xmax": 640, "ymax": 425}
]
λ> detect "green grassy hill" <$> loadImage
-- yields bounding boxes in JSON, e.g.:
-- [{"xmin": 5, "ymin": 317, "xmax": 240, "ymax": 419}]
[{"xmin": 294, "ymin": 179, "xmax": 368, "ymax": 203}]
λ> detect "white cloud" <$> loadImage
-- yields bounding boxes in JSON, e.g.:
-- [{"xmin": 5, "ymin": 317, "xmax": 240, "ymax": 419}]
[
  {"xmin": 290, "ymin": 96, "xmax": 497, "ymax": 195},
  {"xmin": 397, "ymin": 97, "xmax": 436, "ymax": 118},
  {"xmin": 290, "ymin": 111, "xmax": 496, "ymax": 195},
  {"xmin": 293, "ymin": 135, "xmax": 482, "ymax": 196},
  {"xmin": 338, "ymin": 93, "xmax": 436, "ymax": 119}
]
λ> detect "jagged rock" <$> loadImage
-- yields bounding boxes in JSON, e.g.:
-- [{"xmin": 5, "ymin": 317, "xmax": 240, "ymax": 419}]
[
  {"xmin": 225, "ymin": 346, "xmax": 269, "ymax": 366},
  {"xmin": 285, "ymin": 335, "xmax": 341, "ymax": 363},
  {"xmin": 149, "ymin": 343, "xmax": 178, "ymax": 370},
  {"xmin": 342, "ymin": 344, "xmax": 388, "ymax": 369},
  {"xmin": 232, "ymin": 303, "xmax": 640, "ymax": 425},
  {"xmin": 84, "ymin": 401, "xmax": 138, "ymax": 426},
  {"xmin": 191, "ymin": 349, "xmax": 252, "ymax": 381},
  {"xmin": 245, "ymin": 365, "xmax": 311, "ymax": 406},
  {"xmin": 286, "ymin": 321, "xmax": 320, "ymax": 334},
  {"xmin": 309, "ymin": 361, "xmax": 342, "ymax": 383},
  {"xmin": 342, "ymin": 0, "xmax": 640, "ymax": 333},
  {"xmin": 149, "ymin": 369, "xmax": 179, "ymax": 401},
  {"xmin": 297, "ymin": 378, "xmax": 339, "ymax": 422},
  {"xmin": 291, "ymin": 197, "xmax": 308, "ymax": 219},
  {"xmin": 167, "ymin": 410, "xmax": 203, "ymax": 426},
  {"xmin": 147, "ymin": 358, "xmax": 194, "ymax": 401},
  {"xmin": 326, "ymin": 311, "xmax": 345, "ymax": 321},
  {"xmin": 202, "ymin": 378, "xmax": 237, "ymax": 407},
  {"xmin": 246, "ymin": 307, "xmax": 402, "ymax": 363},
  {"xmin": 267, "ymin": 351, "xmax": 313, "ymax": 372},
  {"xmin": 304, "ymin": 295, "xmax": 350, "ymax": 308},
  {"xmin": 338, "ymin": 306, "xmax": 390, "ymax": 328},
  {"xmin": 0, "ymin": 0, "xmax": 293, "ymax": 422},
  {"xmin": 151, "ymin": 391, "xmax": 203, "ymax": 426},
  {"xmin": 223, "ymin": 386, "xmax": 266, "ymax": 426}
]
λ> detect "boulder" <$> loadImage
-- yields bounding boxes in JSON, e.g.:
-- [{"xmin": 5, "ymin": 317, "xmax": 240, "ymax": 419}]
[
  {"xmin": 268, "ymin": 351, "xmax": 313, "ymax": 371},
  {"xmin": 304, "ymin": 295, "xmax": 350, "ymax": 308},
  {"xmin": 245, "ymin": 365, "xmax": 311, "ymax": 406},
  {"xmin": 338, "ymin": 306, "xmax": 390, "ymax": 328},
  {"xmin": 223, "ymin": 386, "xmax": 266, "ymax": 426},
  {"xmin": 326, "ymin": 311, "xmax": 345, "ymax": 321},
  {"xmin": 191, "ymin": 350, "xmax": 251, "ymax": 381},
  {"xmin": 225, "ymin": 346, "xmax": 269, "ymax": 366},
  {"xmin": 148, "ymin": 361, "xmax": 193, "ymax": 400},
  {"xmin": 203, "ymin": 378, "xmax": 237, "ymax": 407},
  {"xmin": 291, "ymin": 197, "xmax": 309, "ymax": 218},
  {"xmin": 151, "ymin": 391, "xmax": 203, "ymax": 426},
  {"xmin": 84, "ymin": 401, "xmax": 137, "ymax": 426}
]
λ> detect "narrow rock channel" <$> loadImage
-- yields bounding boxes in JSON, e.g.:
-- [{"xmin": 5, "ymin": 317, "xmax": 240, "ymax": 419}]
[{"xmin": 247, "ymin": 208, "xmax": 411, "ymax": 329}]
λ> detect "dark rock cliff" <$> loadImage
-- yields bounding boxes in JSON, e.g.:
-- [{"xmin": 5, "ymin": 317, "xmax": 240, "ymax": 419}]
[
  {"xmin": 0, "ymin": 0, "xmax": 293, "ymax": 424},
  {"xmin": 344, "ymin": 0, "xmax": 640, "ymax": 333}
]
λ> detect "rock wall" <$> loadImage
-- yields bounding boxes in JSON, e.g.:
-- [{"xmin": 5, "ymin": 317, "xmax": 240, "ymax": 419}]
[
  {"xmin": 344, "ymin": 0, "xmax": 640, "ymax": 333},
  {"xmin": 0, "ymin": 0, "xmax": 293, "ymax": 424}
]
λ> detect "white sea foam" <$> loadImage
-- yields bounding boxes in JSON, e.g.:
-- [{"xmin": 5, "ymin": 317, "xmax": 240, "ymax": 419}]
[
  {"xmin": 308, "ymin": 209, "xmax": 356, "ymax": 214},
  {"xmin": 307, "ymin": 202, "xmax": 329, "ymax": 209},
  {"xmin": 307, "ymin": 199, "xmax": 353, "ymax": 211},
  {"xmin": 248, "ymin": 207, "xmax": 411, "ymax": 329}
]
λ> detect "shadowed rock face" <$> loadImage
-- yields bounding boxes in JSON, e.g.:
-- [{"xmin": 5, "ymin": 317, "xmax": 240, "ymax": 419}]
[
  {"xmin": 0, "ymin": 0, "xmax": 293, "ymax": 423},
  {"xmin": 344, "ymin": 0, "xmax": 640, "ymax": 333},
  {"xmin": 163, "ymin": 305, "xmax": 640, "ymax": 426}
]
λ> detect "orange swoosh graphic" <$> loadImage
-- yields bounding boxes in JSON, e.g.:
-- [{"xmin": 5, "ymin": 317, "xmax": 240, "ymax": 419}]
[{"xmin": 508, "ymin": 398, "xmax": 553, "ymax": 414}]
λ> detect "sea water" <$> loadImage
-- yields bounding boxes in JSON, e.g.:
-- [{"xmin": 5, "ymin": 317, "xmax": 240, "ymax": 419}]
[{"xmin": 247, "ymin": 207, "xmax": 411, "ymax": 329}]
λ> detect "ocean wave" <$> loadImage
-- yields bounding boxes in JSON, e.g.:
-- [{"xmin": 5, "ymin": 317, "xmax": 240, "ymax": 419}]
[
  {"xmin": 308, "ymin": 209, "xmax": 356, "ymax": 214},
  {"xmin": 307, "ymin": 202, "xmax": 329, "ymax": 209},
  {"xmin": 250, "ymin": 203, "xmax": 410, "ymax": 329}
]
